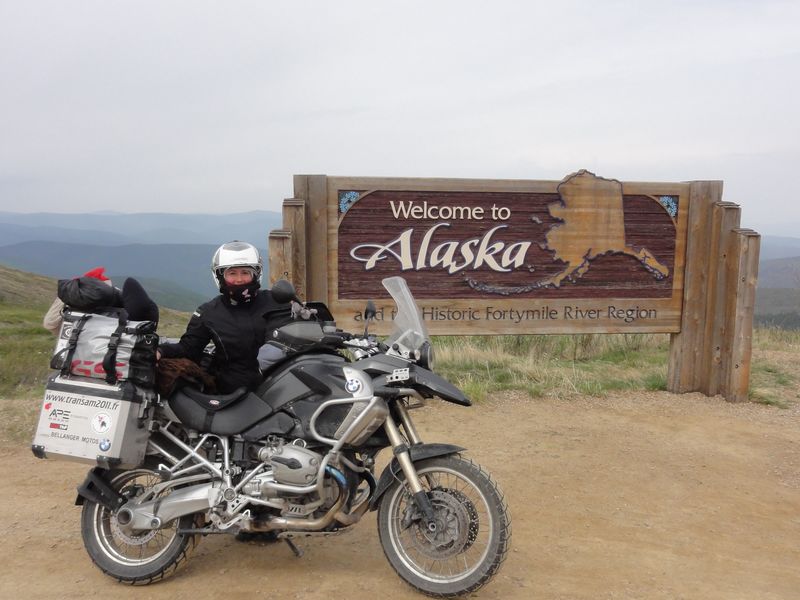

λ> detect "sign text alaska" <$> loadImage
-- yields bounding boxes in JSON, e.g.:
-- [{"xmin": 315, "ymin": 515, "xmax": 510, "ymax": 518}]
[{"xmin": 270, "ymin": 171, "xmax": 759, "ymax": 401}]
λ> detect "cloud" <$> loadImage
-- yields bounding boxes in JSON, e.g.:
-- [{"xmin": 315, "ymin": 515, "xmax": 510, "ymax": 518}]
[{"xmin": 0, "ymin": 0, "xmax": 798, "ymax": 233}]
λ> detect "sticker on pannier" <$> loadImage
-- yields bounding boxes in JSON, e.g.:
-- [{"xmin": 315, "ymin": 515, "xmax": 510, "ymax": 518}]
[{"xmin": 31, "ymin": 374, "xmax": 150, "ymax": 468}]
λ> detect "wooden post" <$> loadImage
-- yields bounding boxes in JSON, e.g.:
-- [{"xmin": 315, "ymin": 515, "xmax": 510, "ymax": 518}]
[
  {"xmin": 667, "ymin": 186, "xmax": 760, "ymax": 401},
  {"xmin": 723, "ymin": 229, "xmax": 760, "ymax": 401},
  {"xmin": 703, "ymin": 202, "xmax": 741, "ymax": 395},
  {"xmin": 295, "ymin": 175, "xmax": 328, "ymax": 303},
  {"xmin": 267, "ymin": 230, "xmax": 292, "ymax": 285},
  {"xmin": 667, "ymin": 181, "xmax": 723, "ymax": 393},
  {"xmin": 282, "ymin": 198, "xmax": 306, "ymax": 298}
]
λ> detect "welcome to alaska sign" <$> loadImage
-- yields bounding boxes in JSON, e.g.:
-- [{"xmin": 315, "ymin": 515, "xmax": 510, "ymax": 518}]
[
  {"xmin": 269, "ymin": 171, "xmax": 759, "ymax": 401},
  {"xmin": 323, "ymin": 170, "xmax": 686, "ymax": 334}
]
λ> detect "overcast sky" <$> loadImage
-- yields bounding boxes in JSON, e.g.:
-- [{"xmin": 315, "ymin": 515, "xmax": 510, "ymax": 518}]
[{"xmin": 1, "ymin": 1, "xmax": 798, "ymax": 235}]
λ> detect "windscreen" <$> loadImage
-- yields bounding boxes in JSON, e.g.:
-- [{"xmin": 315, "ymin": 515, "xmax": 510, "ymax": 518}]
[{"xmin": 383, "ymin": 276, "xmax": 430, "ymax": 353}]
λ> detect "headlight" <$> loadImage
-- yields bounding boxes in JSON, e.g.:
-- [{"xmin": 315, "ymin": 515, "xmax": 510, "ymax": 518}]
[{"xmin": 415, "ymin": 341, "xmax": 435, "ymax": 370}]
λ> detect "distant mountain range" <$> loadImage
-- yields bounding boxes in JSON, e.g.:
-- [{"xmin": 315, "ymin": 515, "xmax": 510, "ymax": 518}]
[
  {"xmin": 760, "ymin": 235, "xmax": 800, "ymax": 261},
  {"xmin": 757, "ymin": 255, "xmax": 800, "ymax": 289},
  {"xmin": 0, "ymin": 210, "xmax": 282, "ymax": 246},
  {"xmin": 1, "ymin": 210, "xmax": 799, "ymax": 315},
  {"xmin": 0, "ymin": 211, "xmax": 281, "ymax": 311}
]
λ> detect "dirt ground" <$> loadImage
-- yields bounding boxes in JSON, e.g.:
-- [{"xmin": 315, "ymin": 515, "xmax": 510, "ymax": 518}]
[{"xmin": 0, "ymin": 390, "xmax": 798, "ymax": 600}]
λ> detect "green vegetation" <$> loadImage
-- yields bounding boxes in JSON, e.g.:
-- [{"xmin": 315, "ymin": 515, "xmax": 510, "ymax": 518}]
[
  {"xmin": 0, "ymin": 303, "xmax": 56, "ymax": 397},
  {"xmin": 747, "ymin": 327, "xmax": 800, "ymax": 407},
  {"xmin": 435, "ymin": 333, "xmax": 671, "ymax": 402},
  {"xmin": 753, "ymin": 326, "xmax": 800, "ymax": 352},
  {"xmin": 436, "ymin": 329, "xmax": 799, "ymax": 405}
]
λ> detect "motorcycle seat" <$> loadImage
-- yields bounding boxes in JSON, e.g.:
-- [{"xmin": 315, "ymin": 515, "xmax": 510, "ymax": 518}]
[
  {"xmin": 182, "ymin": 386, "xmax": 248, "ymax": 412},
  {"xmin": 168, "ymin": 388, "xmax": 275, "ymax": 435}
]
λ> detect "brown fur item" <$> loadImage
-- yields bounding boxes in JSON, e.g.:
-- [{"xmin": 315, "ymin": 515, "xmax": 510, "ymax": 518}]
[{"xmin": 156, "ymin": 358, "xmax": 217, "ymax": 397}]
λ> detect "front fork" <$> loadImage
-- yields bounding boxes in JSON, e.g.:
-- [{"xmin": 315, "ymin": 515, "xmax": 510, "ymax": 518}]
[{"xmin": 383, "ymin": 402, "xmax": 439, "ymax": 532}]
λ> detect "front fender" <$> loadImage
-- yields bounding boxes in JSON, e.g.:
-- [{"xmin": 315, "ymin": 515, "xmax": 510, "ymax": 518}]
[{"xmin": 368, "ymin": 443, "xmax": 465, "ymax": 511}]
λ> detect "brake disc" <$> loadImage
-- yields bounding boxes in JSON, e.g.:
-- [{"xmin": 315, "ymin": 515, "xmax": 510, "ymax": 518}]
[
  {"xmin": 405, "ymin": 489, "xmax": 471, "ymax": 559},
  {"xmin": 438, "ymin": 487, "xmax": 480, "ymax": 550}
]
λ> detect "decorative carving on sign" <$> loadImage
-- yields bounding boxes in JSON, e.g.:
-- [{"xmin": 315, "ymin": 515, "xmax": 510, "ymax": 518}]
[
  {"xmin": 658, "ymin": 195, "xmax": 679, "ymax": 218},
  {"xmin": 468, "ymin": 171, "xmax": 670, "ymax": 294},
  {"xmin": 338, "ymin": 191, "xmax": 362, "ymax": 214}
]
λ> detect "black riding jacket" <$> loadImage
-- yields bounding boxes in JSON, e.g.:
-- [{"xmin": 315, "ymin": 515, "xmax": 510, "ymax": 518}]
[{"xmin": 159, "ymin": 290, "xmax": 288, "ymax": 394}]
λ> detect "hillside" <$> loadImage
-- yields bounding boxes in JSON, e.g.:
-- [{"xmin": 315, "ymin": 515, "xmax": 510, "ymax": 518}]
[
  {"xmin": 0, "ymin": 264, "xmax": 191, "ymax": 336},
  {"xmin": 112, "ymin": 275, "xmax": 206, "ymax": 312},
  {"xmin": 0, "ymin": 246, "xmax": 209, "ymax": 311},
  {"xmin": 0, "ymin": 241, "xmax": 221, "ymax": 298},
  {"xmin": 1, "ymin": 263, "xmax": 796, "ymax": 407},
  {"xmin": 0, "ymin": 265, "xmax": 59, "ymax": 309},
  {"xmin": 760, "ymin": 235, "xmax": 800, "ymax": 260},
  {"xmin": 757, "ymin": 255, "xmax": 800, "ymax": 289}
]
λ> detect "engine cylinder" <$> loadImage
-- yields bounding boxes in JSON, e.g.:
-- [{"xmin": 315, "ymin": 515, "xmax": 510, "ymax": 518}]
[{"xmin": 258, "ymin": 443, "xmax": 322, "ymax": 486}]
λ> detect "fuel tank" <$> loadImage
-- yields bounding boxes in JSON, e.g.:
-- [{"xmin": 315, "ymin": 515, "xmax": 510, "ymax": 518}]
[{"xmin": 242, "ymin": 353, "xmax": 389, "ymax": 448}]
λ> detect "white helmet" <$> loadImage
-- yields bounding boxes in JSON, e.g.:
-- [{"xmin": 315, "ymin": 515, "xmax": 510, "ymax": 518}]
[{"xmin": 211, "ymin": 241, "xmax": 263, "ymax": 291}]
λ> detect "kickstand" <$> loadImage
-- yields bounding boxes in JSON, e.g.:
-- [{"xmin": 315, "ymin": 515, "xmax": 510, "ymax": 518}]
[{"xmin": 284, "ymin": 537, "xmax": 304, "ymax": 558}]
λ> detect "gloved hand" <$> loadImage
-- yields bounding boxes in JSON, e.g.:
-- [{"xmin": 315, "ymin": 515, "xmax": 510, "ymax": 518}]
[
  {"xmin": 291, "ymin": 301, "xmax": 318, "ymax": 321},
  {"xmin": 257, "ymin": 343, "xmax": 286, "ymax": 372}
]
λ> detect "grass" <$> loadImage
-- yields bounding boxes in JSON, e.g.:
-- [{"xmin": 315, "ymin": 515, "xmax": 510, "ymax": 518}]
[
  {"xmin": 436, "ymin": 330, "xmax": 799, "ymax": 405},
  {"xmin": 752, "ymin": 327, "xmax": 800, "ymax": 352},
  {"xmin": 748, "ymin": 327, "xmax": 800, "ymax": 407},
  {"xmin": 749, "ymin": 359, "xmax": 796, "ymax": 408},
  {"xmin": 3, "ymin": 296, "xmax": 796, "ymax": 409},
  {"xmin": 0, "ymin": 303, "xmax": 57, "ymax": 398},
  {"xmin": 435, "ymin": 333, "xmax": 671, "ymax": 402}
]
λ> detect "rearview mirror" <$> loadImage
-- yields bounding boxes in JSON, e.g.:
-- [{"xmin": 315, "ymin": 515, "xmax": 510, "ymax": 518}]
[
  {"xmin": 363, "ymin": 300, "xmax": 376, "ymax": 336},
  {"xmin": 364, "ymin": 300, "xmax": 377, "ymax": 321},
  {"xmin": 271, "ymin": 279, "xmax": 299, "ymax": 304}
]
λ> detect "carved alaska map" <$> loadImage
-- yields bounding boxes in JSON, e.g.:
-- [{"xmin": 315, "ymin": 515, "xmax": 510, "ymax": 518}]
[{"xmin": 540, "ymin": 170, "xmax": 669, "ymax": 287}]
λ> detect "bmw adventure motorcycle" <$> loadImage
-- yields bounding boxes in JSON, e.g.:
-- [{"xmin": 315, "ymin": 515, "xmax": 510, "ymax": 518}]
[{"xmin": 76, "ymin": 276, "xmax": 511, "ymax": 597}]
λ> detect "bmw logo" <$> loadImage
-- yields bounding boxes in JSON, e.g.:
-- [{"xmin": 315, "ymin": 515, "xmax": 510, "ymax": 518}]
[
  {"xmin": 99, "ymin": 439, "xmax": 111, "ymax": 452},
  {"xmin": 345, "ymin": 379, "xmax": 362, "ymax": 394}
]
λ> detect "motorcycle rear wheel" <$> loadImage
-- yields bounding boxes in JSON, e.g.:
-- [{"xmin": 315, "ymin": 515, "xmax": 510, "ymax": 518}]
[
  {"xmin": 80, "ymin": 465, "xmax": 200, "ymax": 584},
  {"xmin": 377, "ymin": 454, "xmax": 511, "ymax": 597}
]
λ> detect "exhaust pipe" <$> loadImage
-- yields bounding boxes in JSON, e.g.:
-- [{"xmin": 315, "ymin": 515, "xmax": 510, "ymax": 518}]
[{"xmin": 255, "ymin": 466, "xmax": 351, "ymax": 532}]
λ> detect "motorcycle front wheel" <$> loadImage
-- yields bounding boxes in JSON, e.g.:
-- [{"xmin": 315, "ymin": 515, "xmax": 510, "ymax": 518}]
[
  {"xmin": 377, "ymin": 454, "xmax": 511, "ymax": 597},
  {"xmin": 80, "ymin": 466, "xmax": 200, "ymax": 584}
]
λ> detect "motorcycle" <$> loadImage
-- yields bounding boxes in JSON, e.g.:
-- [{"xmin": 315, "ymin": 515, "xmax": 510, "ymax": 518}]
[{"xmin": 75, "ymin": 276, "xmax": 511, "ymax": 597}]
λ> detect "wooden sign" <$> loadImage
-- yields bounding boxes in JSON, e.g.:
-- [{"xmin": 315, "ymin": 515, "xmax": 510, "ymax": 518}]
[
  {"xmin": 315, "ymin": 170, "xmax": 687, "ymax": 334},
  {"xmin": 270, "ymin": 171, "xmax": 759, "ymax": 401}
]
